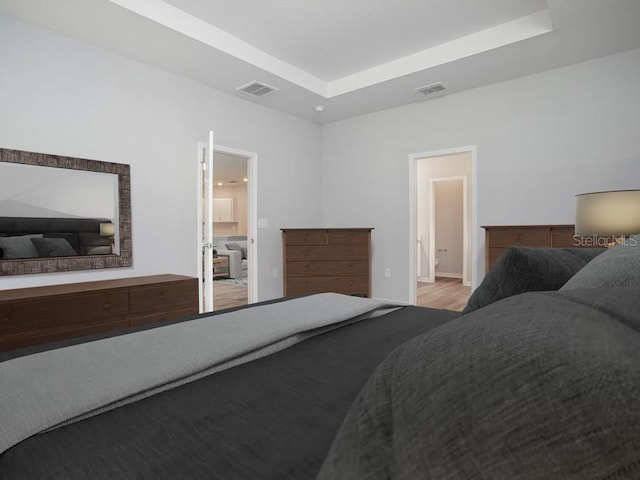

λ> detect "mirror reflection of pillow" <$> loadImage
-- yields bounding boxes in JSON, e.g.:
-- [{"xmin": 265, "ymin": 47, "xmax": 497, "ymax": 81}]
[
  {"xmin": 84, "ymin": 246, "xmax": 112, "ymax": 255},
  {"xmin": 0, "ymin": 234, "xmax": 43, "ymax": 259},
  {"xmin": 30, "ymin": 237, "xmax": 78, "ymax": 258}
]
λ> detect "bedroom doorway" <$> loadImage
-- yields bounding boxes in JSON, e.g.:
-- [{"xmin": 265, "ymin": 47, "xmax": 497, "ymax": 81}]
[
  {"xmin": 197, "ymin": 139, "xmax": 257, "ymax": 313},
  {"xmin": 409, "ymin": 146, "xmax": 477, "ymax": 309}
]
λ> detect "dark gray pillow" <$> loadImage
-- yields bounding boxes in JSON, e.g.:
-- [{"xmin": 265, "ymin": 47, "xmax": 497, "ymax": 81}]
[
  {"xmin": 31, "ymin": 237, "xmax": 78, "ymax": 257},
  {"xmin": 463, "ymin": 246, "xmax": 605, "ymax": 314},
  {"xmin": 561, "ymin": 235, "xmax": 640, "ymax": 290},
  {"xmin": 0, "ymin": 234, "xmax": 43, "ymax": 259},
  {"xmin": 43, "ymin": 233, "xmax": 81, "ymax": 254}
]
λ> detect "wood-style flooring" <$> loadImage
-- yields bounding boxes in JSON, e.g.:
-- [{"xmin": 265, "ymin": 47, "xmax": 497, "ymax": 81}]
[
  {"xmin": 417, "ymin": 277, "xmax": 471, "ymax": 312},
  {"xmin": 211, "ymin": 277, "xmax": 471, "ymax": 313},
  {"xmin": 212, "ymin": 281, "xmax": 248, "ymax": 311}
]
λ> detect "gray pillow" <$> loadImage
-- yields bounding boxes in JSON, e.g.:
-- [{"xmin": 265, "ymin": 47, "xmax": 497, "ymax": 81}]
[
  {"xmin": 0, "ymin": 234, "xmax": 43, "ymax": 259},
  {"xmin": 561, "ymin": 235, "xmax": 640, "ymax": 290},
  {"xmin": 463, "ymin": 246, "xmax": 605, "ymax": 314},
  {"xmin": 43, "ymin": 232, "xmax": 81, "ymax": 254},
  {"xmin": 31, "ymin": 237, "xmax": 78, "ymax": 258}
]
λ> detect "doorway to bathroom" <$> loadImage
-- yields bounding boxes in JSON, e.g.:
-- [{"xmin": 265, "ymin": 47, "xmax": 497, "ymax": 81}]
[{"xmin": 409, "ymin": 147, "xmax": 476, "ymax": 311}]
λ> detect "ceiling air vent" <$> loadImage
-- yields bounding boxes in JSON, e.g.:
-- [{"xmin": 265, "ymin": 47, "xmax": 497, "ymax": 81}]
[
  {"xmin": 236, "ymin": 81, "xmax": 279, "ymax": 98},
  {"xmin": 415, "ymin": 82, "xmax": 446, "ymax": 96}
]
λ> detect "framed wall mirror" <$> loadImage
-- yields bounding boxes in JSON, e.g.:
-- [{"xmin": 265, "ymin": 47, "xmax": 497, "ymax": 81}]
[{"xmin": 0, "ymin": 148, "xmax": 132, "ymax": 276}]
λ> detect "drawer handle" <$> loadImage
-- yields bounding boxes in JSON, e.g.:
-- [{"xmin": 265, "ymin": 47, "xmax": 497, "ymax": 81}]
[
  {"xmin": 514, "ymin": 234, "xmax": 520, "ymax": 240},
  {"xmin": 103, "ymin": 302, "xmax": 111, "ymax": 310},
  {"xmin": 159, "ymin": 292, "xmax": 166, "ymax": 301},
  {"xmin": 1, "ymin": 315, "xmax": 10, "ymax": 323},
  {"xmin": 348, "ymin": 265, "xmax": 354, "ymax": 271}
]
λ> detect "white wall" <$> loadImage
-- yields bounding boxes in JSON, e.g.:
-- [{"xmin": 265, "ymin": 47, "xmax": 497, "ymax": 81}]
[
  {"xmin": 322, "ymin": 48, "xmax": 640, "ymax": 302},
  {"xmin": 0, "ymin": 15, "xmax": 323, "ymax": 300}
]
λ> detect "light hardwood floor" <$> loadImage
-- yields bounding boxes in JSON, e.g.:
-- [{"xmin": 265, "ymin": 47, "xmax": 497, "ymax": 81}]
[
  {"xmin": 211, "ymin": 277, "xmax": 471, "ymax": 313},
  {"xmin": 212, "ymin": 281, "xmax": 248, "ymax": 311},
  {"xmin": 417, "ymin": 277, "xmax": 471, "ymax": 312}
]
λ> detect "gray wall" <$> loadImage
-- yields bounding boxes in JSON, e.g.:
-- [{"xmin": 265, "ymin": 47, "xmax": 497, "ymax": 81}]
[
  {"xmin": 0, "ymin": 15, "xmax": 323, "ymax": 300},
  {"xmin": 322, "ymin": 48, "xmax": 640, "ymax": 302}
]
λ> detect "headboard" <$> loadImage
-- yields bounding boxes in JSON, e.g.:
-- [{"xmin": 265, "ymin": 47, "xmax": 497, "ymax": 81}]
[{"xmin": 0, "ymin": 217, "xmax": 112, "ymax": 258}]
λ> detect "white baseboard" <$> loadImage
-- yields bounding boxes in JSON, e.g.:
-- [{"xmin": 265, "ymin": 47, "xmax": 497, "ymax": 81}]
[{"xmin": 435, "ymin": 272, "xmax": 463, "ymax": 279}]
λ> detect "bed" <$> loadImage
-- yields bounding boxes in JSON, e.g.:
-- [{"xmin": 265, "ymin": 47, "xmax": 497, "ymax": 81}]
[
  {"xmin": 0, "ymin": 293, "xmax": 458, "ymax": 479},
  {"xmin": 0, "ymin": 216, "xmax": 113, "ymax": 258}
]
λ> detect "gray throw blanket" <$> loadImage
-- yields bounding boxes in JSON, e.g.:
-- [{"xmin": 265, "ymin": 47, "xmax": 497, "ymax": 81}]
[
  {"xmin": 0, "ymin": 293, "xmax": 402, "ymax": 455},
  {"xmin": 317, "ymin": 287, "xmax": 640, "ymax": 479}
]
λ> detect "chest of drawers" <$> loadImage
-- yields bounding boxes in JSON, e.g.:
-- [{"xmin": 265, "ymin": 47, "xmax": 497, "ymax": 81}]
[
  {"xmin": 0, "ymin": 274, "xmax": 199, "ymax": 351},
  {"xmin": 482, "ymin": 225, "xmax": 578, "ymax": 272},
  {"xmin": 281, "ymin": 228, "xmax": 373, "ymax": 297}
]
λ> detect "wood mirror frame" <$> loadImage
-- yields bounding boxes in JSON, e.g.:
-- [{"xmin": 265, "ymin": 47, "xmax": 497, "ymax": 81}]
[{"xmin": 0, "ymin": 148, "xmax": 132, "ymax": 276}]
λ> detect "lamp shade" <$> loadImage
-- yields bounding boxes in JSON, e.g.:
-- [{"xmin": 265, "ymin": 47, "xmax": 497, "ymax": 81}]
[
  {"xmin": 99, "ymin": 222, "xmax": 116, "ymax": 237},
  {"xmin": 575, "ymin": 190, "xmax": 640, "ymax": 236}
]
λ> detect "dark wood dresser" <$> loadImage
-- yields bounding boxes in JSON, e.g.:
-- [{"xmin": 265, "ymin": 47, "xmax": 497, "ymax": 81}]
[
  {"xmin": 483, "ymin": 225, "xmax": 578, "ymax": 272},
  {"xmin": 282, "ymin": 228, "xmax": 373, "ymax": 297},
  {"xmin": 0, "ymin": 274, "xmax": 199, "ymax": 351}
]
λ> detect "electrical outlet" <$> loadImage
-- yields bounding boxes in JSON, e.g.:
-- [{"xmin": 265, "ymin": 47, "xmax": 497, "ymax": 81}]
[
  {"xmin": 384, "ymin": 268, "xmax": 391, "ymax": 278},
  {"xmin": 272, "ymin": 268, "xmax": 279, "ymax": 278}
]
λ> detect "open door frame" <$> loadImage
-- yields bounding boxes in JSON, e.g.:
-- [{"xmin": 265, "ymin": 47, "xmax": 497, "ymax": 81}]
[
  {"xmin": 197, "ymin": 139, "xmax": 258, "ymax": 313},
  {"xmin": 408, "ymin": 145, "xmax": 478, "ymax": 305},
  {"xmin": 213, "ymin": 144, "xmax": 258, "ymax": 306}
]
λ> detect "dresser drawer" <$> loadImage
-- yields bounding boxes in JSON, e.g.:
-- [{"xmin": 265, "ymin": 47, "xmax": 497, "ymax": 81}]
[
  {"xmin": 284, "ymin": 229, "xmax": 328, "ymax": 246},
  {"xmin": 285, "ymin": 276, "xmax": 369, "ymax": 296},
  {"xmin": 489, "ymin": 227, "xmax": 550, "ymax": 247},
  {"xmin": 285, "ymin": 260, "xmax": 369, "ymax": 276},
  {"xmin": 551, "ymin": 226, "xmax": 578, "ymax": 247},
  {"xmin": 129, "ymin": 280, "xmax": 199, "ymax": 326},
  {"xmin": 0, "ymin": 290, "xmax": 129, "ymax": 335},
  {"xmin": 327, "ymin": 230, "xmax": 370, "ymax": 245},
  {"xmin": 285, "ymin": 245, "xmax": 369, "ymax": 261}
]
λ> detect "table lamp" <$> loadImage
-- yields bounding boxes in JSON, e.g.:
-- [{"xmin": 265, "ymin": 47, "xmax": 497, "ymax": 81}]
[
  {"xmin": 100, "ymin": 222, "xmax": 116, "ymax": 253},
  {"xmin": 575, "ymin": 190, "xmax": 640, "ymax": 247}
]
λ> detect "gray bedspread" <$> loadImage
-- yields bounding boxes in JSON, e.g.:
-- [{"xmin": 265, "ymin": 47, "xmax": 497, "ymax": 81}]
[
  {"xmin": 0, "ymin": 293, "xmax": 401, "ymax": 455},
  {"xmin": 317, "ymin": 287, "xmax": 640, "ymax": 479}
]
